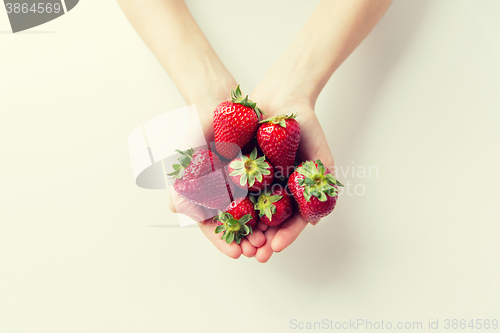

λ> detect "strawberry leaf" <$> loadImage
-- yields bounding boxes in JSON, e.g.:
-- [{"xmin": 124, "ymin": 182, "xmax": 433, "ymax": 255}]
[
  {"xmin": 297, "ymin": 159, "xmax": 343, "ymax": 201},
  {"xmin": 254, "ymin": 190, "xmax": 283, "ymax": 222},
  {"xmin": 229, "ymin": 169, "xmax": 245, "ymax": 176},
  {"xmin": 268, "ymin": 195, "xmax": 283, "ymax": 203},
  {"xmin": 240, "ymin": 172, "xmax": 248, "ymax": 186},
  {"xmin": 213, "ymin": 210, "xmax": 254, "ymax": 244},
  {"xmin": 259, "ymin": 113, "xmax": 298, "ymax": 125},
  {"xmin": 239, "ymin": 214, "xmax": 252, "ymax": 225},
  {"xmin": 256, "ymin": 173, "xmax": 263, "ymax": 182},
  {"xmin": 179, "ymin": 155, "xmax": 191, "ymax": 168},
  {"xmin": 250, "ymin": 148, "xmax": 258, "ymax": 160},
  {"xmin": 168, "ymin": 148, "xmax": 195, "ymax": 179},
  {"xmin": 248, "ymin": 173, "xmax": 256, "ymax": 186},
  {"xmin": 304, "ymin": 177, "xmax": 315, "ymax": 185},
  {"xmin": 264, "ymin": 209, "xmax": 272, "ymax": 220},
  {"xmin": 230, "ymin": 160, "xmax": 245, "ymax": 169},
  {"xmin": 226, "ymin": 232, "xmax": 234, "ymax": 244},
  {"xmin": 230, "ymin": 85, "xmax": 263, "ymax": 119}
]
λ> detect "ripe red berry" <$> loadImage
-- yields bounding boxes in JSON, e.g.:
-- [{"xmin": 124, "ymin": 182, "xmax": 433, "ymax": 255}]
[
  {"xmin": 168, "ymin": 148, "xmax": 222, "ymax": 181},
  {"xmin": 213, "ymin": 196, "xmax": 258, "ymax": 244},
  {"xmin": 251, "ymin": 187, "xmax": 293, "ymax": 226},
  {"xmin": 168, "ymin": 148, "xmax": 231, "ymax": 211},
  {"xmin": 257, "ymin": 114, "xmax": 300, "ymax": 178},
  {"xmin": 214, "ymin": 85, "xmax": 263, "ymax": 160},
  {"xmin": 288, "ymin": 160, "xmax": 343, "ymax": 223}
]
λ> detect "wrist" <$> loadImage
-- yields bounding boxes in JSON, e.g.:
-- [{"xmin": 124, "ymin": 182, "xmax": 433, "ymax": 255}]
[
  {"xmin": 252, "ymin": 67, "xmax": 322, "ymax": 113},
  {"xmin": 182, "ymin": 76, "xmax": 237, "ymax": 106},
  {"xmin": 251, "ymin": 74, "xmax": 317, "ymax": 115},
  {"xmin": 179, "ymin": 75, "xmax": 237, "ymax": 143},
  {"xmin": 168, "ymin": 51, "xmax": 237, "ymax": 107}
]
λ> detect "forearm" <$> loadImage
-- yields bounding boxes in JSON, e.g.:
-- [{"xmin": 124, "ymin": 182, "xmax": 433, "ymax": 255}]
[
  {"xmin": 117, "ymin": 0, "xmax": 236, "ymax": 105},
  {"xmin": 262, "ymin": 0, "xmax": 393, "ymax": 106}
]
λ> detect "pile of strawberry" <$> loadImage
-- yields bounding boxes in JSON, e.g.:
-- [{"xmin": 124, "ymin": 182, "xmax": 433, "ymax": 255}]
[{"xmin": 169, "ymin": 86, "xmax": 343, "ymax": 244}]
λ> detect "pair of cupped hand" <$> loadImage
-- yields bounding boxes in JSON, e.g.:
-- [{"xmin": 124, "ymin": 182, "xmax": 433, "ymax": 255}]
[{"xmin": 168, "ymin": 89, "xmax": 336, "ymax": 262}]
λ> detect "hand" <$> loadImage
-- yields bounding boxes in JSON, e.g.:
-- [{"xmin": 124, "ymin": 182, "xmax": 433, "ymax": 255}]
[
  {"xmin": 167, "ymin": 98, "xmax": 266, "ymax": 259},
  {"xmin": 249, "ymin": 87, "xmax": 336, "ymax": 263}
]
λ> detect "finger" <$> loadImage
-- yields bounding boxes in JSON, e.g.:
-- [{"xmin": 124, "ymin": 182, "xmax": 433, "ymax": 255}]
[
  {"xmin": 256, "ymin": 220, "xmax": 268, "ymax": 232},
  {"xmin": 254, "ymin": 226, "xmax": 280, "ymax": 263},
  {"xmin": 240, "ymin": 238, "xmax": 257, "ymax": 258},
  {"xmin": 271, "ymin": 213, "xmax": 308, "ymax": 253},
  {"xmin": 198, "ymin": 221, "xmax": 241, "ymax": 259},
  {"xmin": 246, "ymin": 228, "xmax": 266, "ymax": 248}
]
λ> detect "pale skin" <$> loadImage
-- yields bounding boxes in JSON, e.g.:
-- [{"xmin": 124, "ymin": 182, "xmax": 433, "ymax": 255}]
[{"xmin": 117, "ymin": 0, "xmax": 393, "ymax": 262}]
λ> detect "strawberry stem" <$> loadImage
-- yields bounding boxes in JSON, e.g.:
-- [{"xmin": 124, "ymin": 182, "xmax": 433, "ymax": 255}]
[
  {"xmin": 213, "ymin": 211, "xmax": 253, "ymax": 244},
  {"xmin": 259, "ymin": 113, "xmax": 298, "ymax": 127},
  {"xmin": 229, "ymin": 148, "xmax": 271, "ymax": 187},
  {"xmin": 167, "ymin": 148, "xmax": 194, "ymax": 179},
  {"xmin": 296, "ymin": 160, "xmax": 344, "ymax": 202},
  {"xmin": 231, "ymin": 85, "xmax": 264, "ymax": 120},
  {"xmin": 251, "ymin": 189, "xmax": 283, "ymax": 221}
]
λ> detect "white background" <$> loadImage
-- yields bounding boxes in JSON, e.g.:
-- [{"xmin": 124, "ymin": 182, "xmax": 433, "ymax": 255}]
[{"xmin": 1, "ymin": 1, "xmax": 499, "ymax": 332}]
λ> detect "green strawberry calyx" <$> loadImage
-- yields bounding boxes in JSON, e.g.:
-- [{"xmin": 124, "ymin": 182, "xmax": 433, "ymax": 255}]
[
  {"xmin": 259, "ymin": 113, "xmax": 298, "ymax": 127},
  {"xmin": 229, "ymin": 148, "xmax": 271, "ymax": 187},
  {"xmin": 213, "ymin": 211, "xmax": 253, "ymax": 244},
  {"xmin": 167, "ymin": 148, "xmax": 194, "ymax": 179},
  {"xmin": 296, "ymin": 160, "xmax": 344, "ymax": 202},
  {"xmin": 250, "ymin": 190, "xmax": 282, "ymax": 222},
  {"xmin": 231, "ymin": 85, "xmax": 264, "ymax": 120}
]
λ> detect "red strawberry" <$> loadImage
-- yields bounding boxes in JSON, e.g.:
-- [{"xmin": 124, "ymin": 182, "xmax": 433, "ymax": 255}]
[
  {"xmin": 168, "ymin": 148, "xmax": 223, "ymax": 180},
  {"xmin": 250, "ymin": 187, "xmax": 293, "ymax": 226},
  {"xmin": 214, "ymin": 85, "xmax": 263, "ymax": 160},
  {"xmin": 228, "ymin": 148, "xmax": 274, "ymax": 192},
  {"xmin": 168, "ymin": 148, "xmax": 231, "ymax": 211},
  {"xmin": 213, "ymin": 196, "xmax": 258, "ymax": 244},
  {"xmin": 257, "ymin": 113, "xmax": 300, "ymax": 178},
  {"xmin": 288, "ymin": 160, "xmax": 343, "ymax": 223}
]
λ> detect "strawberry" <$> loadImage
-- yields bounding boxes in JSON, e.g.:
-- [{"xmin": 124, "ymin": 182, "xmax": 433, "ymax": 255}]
[
  {"xmin": 168, "ymin": 148, "xmax": 231, "ymax": 211},
  {"xmin": 257, "ymin": 113, "xmax": 300, "ymax": 178},
  {"xmin": 213, "ymin": 196, "xmax": 258, "ymax": 244},
  {"xmin": 214, "ymin": 85, "xmax": 263, "ymax": 160},
  {"xmin": 250, "ymin": 187, "xmax": 293, "ymax": 226},
  {"xmin": 168, "ymin": 148, "xmax": 223, "ymax": 180},
  {"xmin": 228, "ymin": 148, "xmax": 274, "ymax": 192},
  {"xmin": 288, "ymin": 160, "xmax": 344, "ymax": 223}
]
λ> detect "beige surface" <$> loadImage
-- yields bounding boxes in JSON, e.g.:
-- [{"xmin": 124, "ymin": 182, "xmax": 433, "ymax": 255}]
[{"xmin": 1, "ymin": 0, "xmax": 499, "ymax": 332}]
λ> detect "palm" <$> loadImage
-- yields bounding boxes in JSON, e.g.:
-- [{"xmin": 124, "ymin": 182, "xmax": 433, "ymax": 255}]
[
  {"xmin": 168, "ymin": 95, "xmax": 336, "ymax": 262},
  {"xmin": 249, "ymin": 96, "xmax": 336, "ymax": 262}
]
